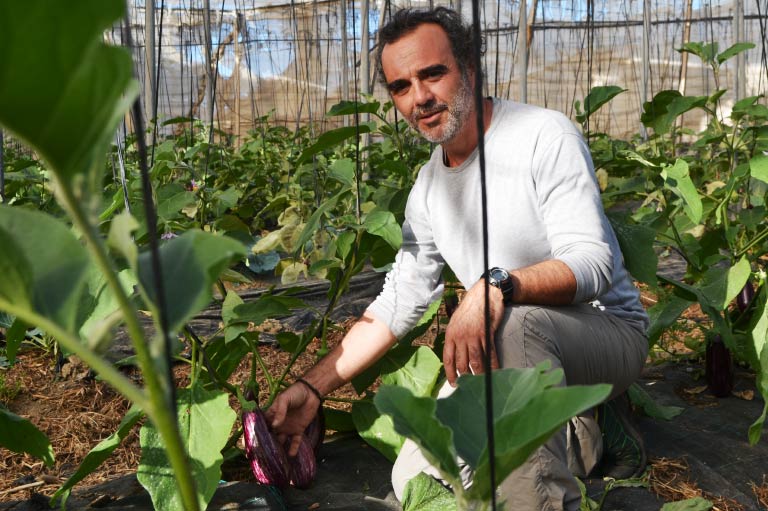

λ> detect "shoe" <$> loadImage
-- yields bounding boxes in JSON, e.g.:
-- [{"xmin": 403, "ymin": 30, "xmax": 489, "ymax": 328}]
[{"xmin": 593, "ymin": 392, "xmax": 647, "ymax": 479}]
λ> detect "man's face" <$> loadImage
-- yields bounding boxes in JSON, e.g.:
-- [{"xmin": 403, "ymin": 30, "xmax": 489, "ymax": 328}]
[{"xmin": 381, "ymin": 23, "xmax": 473, "ymax": 145}]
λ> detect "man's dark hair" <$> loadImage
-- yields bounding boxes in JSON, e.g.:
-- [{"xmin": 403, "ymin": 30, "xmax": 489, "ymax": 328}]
[{"xmin": 375, "ymin": 7, "xmax": 483, "ymax": 87}]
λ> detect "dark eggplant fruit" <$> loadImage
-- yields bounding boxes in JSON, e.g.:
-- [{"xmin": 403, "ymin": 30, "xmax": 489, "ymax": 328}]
[
  {"xmin": 242, "ymin": 409, "xmax": 290, "ymax": 488},
  {"xmin": 705, "ymin": 333, "xmax": 734, "ymax": 398}
]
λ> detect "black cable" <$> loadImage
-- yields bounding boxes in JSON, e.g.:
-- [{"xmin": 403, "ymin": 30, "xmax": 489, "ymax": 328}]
[
  {"xmin": 470, "ymin": 0, "xmax": 496, "ymax": 507},
  {"xmin": 150, "ymin": 0, "xmax": 167, "ymax": 167},
  {"xmin": 122, "ymin": 13, "xmax": 177, "ymax": 420}
]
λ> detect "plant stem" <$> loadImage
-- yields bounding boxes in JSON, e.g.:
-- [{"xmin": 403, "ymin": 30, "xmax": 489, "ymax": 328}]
[
  {"xmin": 57, "ymin": 185, "xmax": 200, "ymax": 511},
  {"xmin": 0, "ymin": 298, "xmax": 148, "ymax": 409}
]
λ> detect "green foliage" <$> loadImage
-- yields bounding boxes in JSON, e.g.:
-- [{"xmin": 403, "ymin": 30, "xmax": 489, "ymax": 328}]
[
  {"xmin": 375, "ymin": 364, "xmax": 612, "ymax": 509},
  {"xmin": 0, "ymin": 404, "xmax": 55, "ymax": 467},
  {"xmin": 402, "ymin": 473, "xmax": 457, "ymax": 511},
  {"xmin": 137, "ymin": 383, "xmax": 236, "ymax": 511}
]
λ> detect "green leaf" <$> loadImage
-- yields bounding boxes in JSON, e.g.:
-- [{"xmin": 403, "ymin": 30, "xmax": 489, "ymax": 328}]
[
  {"xmin": 352, "ymin": 399, "xmax": 405, "ymax": 462},
  {"xmin": 0, "ymin": 404, "xmax": 55, "ymax": 467},
  {"xmin": 678, "ymin": 42, "xmax": 718, "ymax": 65},
  {"xmin": 364, "ymin": 210, "xmax": 403, "ymax": 250},
  {"xmin": 138, "ymin": 230, "xmax": 246, "ymax": 333},
  {"xmin": 716, "ymin": 42, "xmax": 755, "ymax": 65},
  {"xmin": 641, "ymin": 91, "xmax": 707, "ymax": 135},
  {"xmin": 381, "ymin": 346, "xmax": 442, "ymax": 398},
  {"xmin": 469, "ymin": 384, "xmax": 612, "ymax": 501},
  {"xmin": 137, "ymin": 383, "xmax": 236, "ymax": 511},
  {"xmin": 293, "ymin": 190, "xmax": 346, "ymax": 252},
  {"xmin": 108, "ymin": 211, "xmax": 140, "ymax": 268},
  {"xmin": 660, "ymin": 497, "xmax": 713, "ymax": 511},
  {"xmin": 401, "ymin": 472, "xmax": 457, "ymax": 511},
  {"xmin": 276, "ymin": 332, "xmax": 303, "ymax": 353},
  {"xmin": 297, "ymin": 124, "xmax": 373, "ymax": 164},
  {"xmin": 0, "ymin": 206, "xmax": 91, "ymax": 333},
  {"xmin": 52, "ymin": 405, "xmax": 143, "ymax": 506},
  {"xmin": 699, "ymin": 257, "xmax": 751, "ymax": 311},
  {"xmin": 647, "ymin": 293, "xmax": 695, "ymax": 345},
  {"xmin": 608, "ymin": 215, "xmax": 658, "ymax": 285},
  {"xmin": 575, "ymin": 86, "xmax": 626, "ymax": 124},
  {"xmin": 329, "ymin": 158, "xmax": 356, "ymax": 186},
  {"xmin": 200, "ymin": 336, "xmax": 250, "ymax": 388},
  {"xmin": 323, "ymin": 407, "xmax": 356, "ymax": 433},
  {"xmin": 750, "ymin": 154, "xmax": 768, "ymax": 184},
  {"xmin": 5, "ymin": 318, "xmax": 27, "ymax": 364},
  {"xmin": 435, "ymin": 366, "xmax": 565, "ymax": 469},
  {"xmin": 661, "ymin": 159, "xmax": 703, "ymax": 225},
  {"xmin": 157, "ymin": 183, "xmax": 196, "ymax": 222},
  {"xmin": 77, "ymin": 268, "xmax": 136, "ymax": 348},
  {"xmin": 0, "ymin": 0, "xmax": 138, "ymax": 203},
  {"xmin": 627, "ymin": 383, "xmax": 683, "ymax": 421},
  {"xmin": 326, "ymin": 100, "xmax": 381, "ymax": 117},
  {"xmin": 374, "ymin": 386, "xmax": 462, "ymax": 485}
]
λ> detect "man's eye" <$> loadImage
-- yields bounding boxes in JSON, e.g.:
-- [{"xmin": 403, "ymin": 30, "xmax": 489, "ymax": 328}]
[{"xmin": 389, "ymin": 83, "xmax": 408, "ymax": 94}]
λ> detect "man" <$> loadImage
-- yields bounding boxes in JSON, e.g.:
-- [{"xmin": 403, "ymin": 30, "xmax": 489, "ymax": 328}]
[{"xmin": 267, "ymin": 7, "xmax": 649, "ymax": 510}]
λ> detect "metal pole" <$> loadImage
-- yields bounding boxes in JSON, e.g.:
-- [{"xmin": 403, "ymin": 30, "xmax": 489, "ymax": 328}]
[
  {"xmin": 203, "ymin": 0, "xmax": 215, "ymax": 133},
  {"xmin": 145, "ymin": 0, "xmax": 156, "ymax": 123},
  {"xmin": 234, "ymin": 13, "xmax": 243, "ymax": 141},
  {"xmin": 0, "ymin": 130, "xmax": 4, "ymax": 203},
  {"xmin": 517, "ymin": 0, "xmax": 528, "ymax": 103},
  {"xmin": 734, "ymin": 0, "xmax": 746, "ymax": 100},
  {"xmin": 679, "ymin": 0, "xmax": 693, "ymax": 94},
  {"xmin": 641, "ymin": 0, "xmax": 651, "ymax": 139},
  {"xmin": 361, "ymin": 0, "xmax": 370, "ymax": 95},
  {"xmin": 341, "ymin": 0, "xmax": 349, "ymax": 125}
]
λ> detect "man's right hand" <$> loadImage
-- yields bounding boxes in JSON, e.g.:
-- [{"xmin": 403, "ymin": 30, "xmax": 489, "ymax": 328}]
[{"xmin": 266, "ymin": 383, "xmax": 322, "ymax": 456}]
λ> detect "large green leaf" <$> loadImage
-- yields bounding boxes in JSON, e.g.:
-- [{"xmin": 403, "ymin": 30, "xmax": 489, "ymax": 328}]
[
  {"xmin": 52, "ymin": 405, "xmax": 143, "ymax": 506},
  {"xmin": 0, "ymin": 0, "xmax": 138, "ymax": 202},
  {"xmin": 326, "ymin": 100, "xmax": 381, "ymax": 117},
  {"xmin": 364, "ymin": 210, "xmax": 403, "ymax": 250},
  {"xmin": 138, "ymin": 230, "xmax": 246, "ymax": 333},
  {"xmin": 157, "ymin": 183, "xmax": 196, "ymax": 222},
  {"xmin": 661, "ymin": 497, "xmax": 713, "ymax": 511},
  {"xmin": 435, "ymin": 366, "xmax": 564, "ymax": 469},
  {"xmin": 641, "ymin": 91, "xmax": 707, "ymax": 135},
  {"xmin": 0, "ymin": 404, "xmax": 55, "ymax": 467},
  {"xmin": 137, "ymin": 383, "xmax": 236, "ymax": 511},
  {"xmin": 76, "ymin": 268, "xmax": 137, "ymax": 347},
  {"xmin": 297, "ymin": 124, "xmax": 374, "ymax": 164},
  {"xmin": 661, "ymin": 159, "xmax": 703, "ymax": 225},
  {"xmin": 647, "ymin": 293, "xmax": 695, "ymax": 345},
  {"xmin": 575, "ymin": 86, "xmax": 626, "ymax": 124},
  {"xmin": 750, "ymin": 154, "xmax": 768, "ymax": 184},
  {"xmin": 0, "ymin": 206, "xmax": 91, "ymax": 333},
  {"xmin": 401, "ymin": 472, "xmax": 457, "ymax": 511},
  {"xmin": 293, "ymin": 190, "xmax": 347, "ymax": 252},
  {"xmin": 608, "ymin": 215, "xmax": 658, "ymax": 285},
  {"xmin": 352, "ymin": 399, "xmax": 405, "ymax": 462},
  {"xmin": 716, "ymin": 43, "xmax": 755, "ymax": 65},
  {"xmin": 698, "ymin": 257, "xmax": 751, "ymax": 311},
  {"xmin": 374, "ymin": 386, "xmax": 462, "ymax": 486},
  {"xmin": 469, "ymin": 384, "xmax": 611, "ymax": 501},
  {"xmin": 381, "ymin": 346, "xmax": 442, "ymax": 398}
]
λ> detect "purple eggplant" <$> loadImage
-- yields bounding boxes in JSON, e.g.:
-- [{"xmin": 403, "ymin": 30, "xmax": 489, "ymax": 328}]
[
  {"xmin": 705, "ymin": 333, "xmax": 734, "ymax": 398},
  {"xmin": 736, "ymin": 282, "xmax": 755, "ymax": 314},
  {"xmin": 242, "ymin": 409, "xmax": 290, "ymax": 489},
  {"xmin": 287, "ymin": 434, "xmax": 318, "ymax": 489},
  {"xmin": 304, "ymin": 406, "xmax": 326, "ymax": 456}
]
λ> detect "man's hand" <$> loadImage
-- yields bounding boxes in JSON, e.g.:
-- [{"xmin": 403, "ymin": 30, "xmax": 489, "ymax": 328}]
[
  {"xmin": 443, "ymin": 279, "xmax": 503, "ymax": 386},
  {"xmin": 265, "ymin": 383, "xmax": 321, "ymax": 456}
]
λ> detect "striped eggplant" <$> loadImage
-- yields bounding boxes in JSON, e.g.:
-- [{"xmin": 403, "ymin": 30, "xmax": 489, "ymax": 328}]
[
  {"xmin": 305, "ymin": 406, "xmax": 325, "ymax": 455},
  {"xmin": 287, "ymin": 433, "xmax": 317, "ymax": 489},
  {"xmin": 242, "ymin": 409, "xmax": 290, "ymax": 489}
]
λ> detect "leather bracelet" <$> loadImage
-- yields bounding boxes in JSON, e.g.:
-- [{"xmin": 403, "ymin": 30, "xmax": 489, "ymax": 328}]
[{"xmin": 296, "ymin": 378, "xmax": 324, "ymax": 402}]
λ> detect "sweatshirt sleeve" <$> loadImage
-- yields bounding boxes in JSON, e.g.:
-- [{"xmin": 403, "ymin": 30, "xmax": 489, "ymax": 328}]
[
  {"xmin": 533, "ymin": 119, "xmax": 614, "ymax": 303},
  {"xmin": 366, "ymin": 172, "xmax": 445, "ymax": 339}
]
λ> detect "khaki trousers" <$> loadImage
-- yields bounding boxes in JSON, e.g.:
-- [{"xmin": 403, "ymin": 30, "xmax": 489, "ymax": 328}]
[{"xmin": 391, "ymin": 304, "xmax": 648, "ymax": 511}]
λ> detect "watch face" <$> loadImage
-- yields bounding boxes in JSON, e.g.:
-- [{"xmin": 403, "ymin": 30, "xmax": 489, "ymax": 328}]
[{"xmin": 489, "ymin": 267, "xmax": 509, "ymax": 283}]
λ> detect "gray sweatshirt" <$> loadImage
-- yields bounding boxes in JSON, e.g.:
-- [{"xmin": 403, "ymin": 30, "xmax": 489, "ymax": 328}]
[{"xmin": 367, "ymin": 99, "xmax": 649, "ymax": 339}]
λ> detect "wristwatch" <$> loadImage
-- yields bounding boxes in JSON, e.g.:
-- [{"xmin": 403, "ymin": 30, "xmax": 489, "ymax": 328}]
[{"xmin": 485, "ymin": 267, "xmax": 515, "ymax": 305}]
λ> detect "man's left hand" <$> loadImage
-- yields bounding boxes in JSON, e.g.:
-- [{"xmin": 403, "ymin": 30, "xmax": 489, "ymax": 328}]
[{"xmin": 443, "ymin": 279, "xmax": 503, "ymax": 386}]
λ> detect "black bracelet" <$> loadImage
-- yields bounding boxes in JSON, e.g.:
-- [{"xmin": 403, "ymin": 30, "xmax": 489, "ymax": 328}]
[{"xmin": 296, "ymin": 378, "xmax": 324, "ymax": 402}]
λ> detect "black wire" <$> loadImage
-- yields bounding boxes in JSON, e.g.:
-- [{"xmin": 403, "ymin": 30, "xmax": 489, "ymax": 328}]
[
  {"xmin": 122, "ymin": 13, "xmax": 177, "ymax": 419},
  {"xmin": 150, "ymin": 0, "xmax": 166, "ymax": 168},
  {"xmin": 470, "ymin": 0, "xmax": 496, "ymax": 507}
]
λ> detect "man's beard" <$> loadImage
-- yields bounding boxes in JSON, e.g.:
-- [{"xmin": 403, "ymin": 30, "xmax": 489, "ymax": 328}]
[{"xmin": 408, "ymin": 74, "xmax": 473, "ymax": 144}]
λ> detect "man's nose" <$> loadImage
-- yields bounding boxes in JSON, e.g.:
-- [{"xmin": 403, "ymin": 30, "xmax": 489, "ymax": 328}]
[{"xmin": 412, "ymin": 81, "xmax": 434, "ymax": 106}]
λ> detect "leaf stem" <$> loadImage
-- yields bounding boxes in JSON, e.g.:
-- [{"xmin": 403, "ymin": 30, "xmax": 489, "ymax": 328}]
[{"xmin": 56, "ymin": 185, "xmax": 200, "ymax": 511}]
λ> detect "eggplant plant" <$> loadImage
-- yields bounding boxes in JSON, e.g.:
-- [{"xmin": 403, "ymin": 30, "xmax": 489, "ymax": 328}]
[
  {"xmin": 585, "ymin": 43, "xmax": 768, "ymax": 443},
  {"xmin": 0, "ymin": 1, "xmax": 254, "ymax": 510},
  {"xmin": 375, "ymin": 363, "xmax": 612, "ymax": 510}
]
